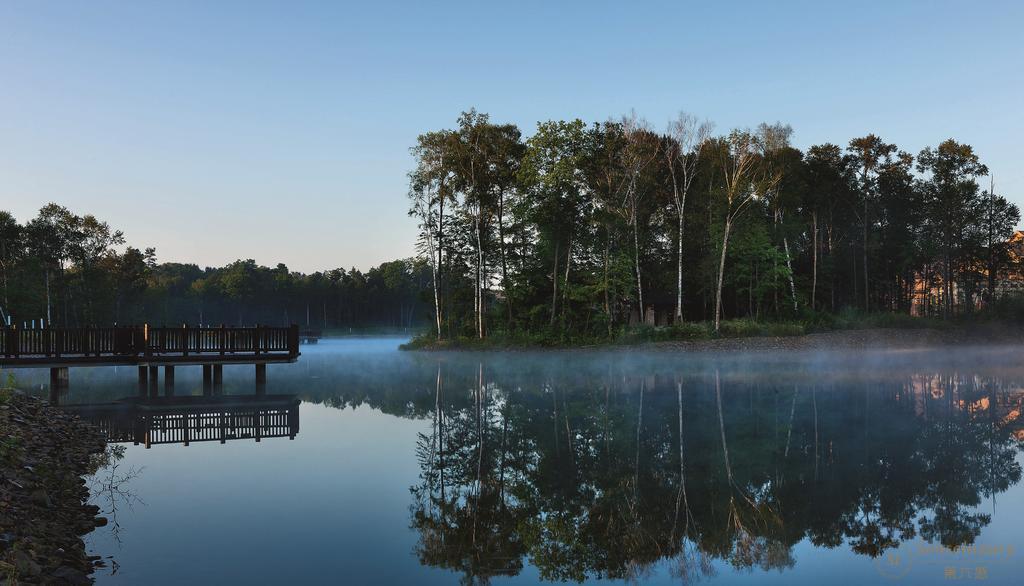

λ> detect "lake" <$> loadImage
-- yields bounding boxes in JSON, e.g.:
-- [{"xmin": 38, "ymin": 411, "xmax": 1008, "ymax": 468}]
[{"xmin": 22, "ymin": 338, "xmax": 1024, "ymax": 585}]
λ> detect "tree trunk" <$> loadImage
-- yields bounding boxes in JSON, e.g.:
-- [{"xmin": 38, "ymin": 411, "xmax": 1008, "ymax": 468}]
[
  {"xmin": 603, "ymin": 228, "xmax": 610, "ymax": 316},
  {"xmin": 811, "ymin": 211, "xmax": 818, "ymax": 311},
  {"xmin": 550, "ymin": 241, "xmax": 560, "ymax": 325},
  {"xmin": 676, "ymin": 205, "xmax": 684, "ymax": 323},
  {"xmin": 45, "ymin": 269, "xmax": 52, "ymax": 326},
  {"xmin": 475, "ymin": 212, "xmax": 484, "ymax": 339},
  {"xmin": 714, "ymin": 217, "xmax": 732, "ymax": 333},
  {"xmin": 498, "ymin": 190, "xmax": 512, "ymax": 329},
  {"xmin": 783, "ymin": 236, "xmax": 797, "ymax": 312},
  {"xmin": 863, "ymin": 199, "xmax": 869, "ymax": 311},
  {"xmin": 633, "ymin": 208, "xmax": 644, "ymax": 324},
  {"xmin": 561, "ymin": 226, "xmax": 573, "ymax": 321}
]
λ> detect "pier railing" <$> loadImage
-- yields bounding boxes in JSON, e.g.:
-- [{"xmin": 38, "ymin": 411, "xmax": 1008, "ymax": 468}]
[
  {"xmin": 63, "ymin": 396, "xmax": 301, "ymax": 446},
  {"xmin": 0, "ymin": 324, "xmax": 299, "ymax": 361}
]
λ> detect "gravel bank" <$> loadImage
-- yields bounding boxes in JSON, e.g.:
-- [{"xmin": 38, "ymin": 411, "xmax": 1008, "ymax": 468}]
[{"xmin": 1, "ymin": 391, "xmax": 107, "ymax": 585}]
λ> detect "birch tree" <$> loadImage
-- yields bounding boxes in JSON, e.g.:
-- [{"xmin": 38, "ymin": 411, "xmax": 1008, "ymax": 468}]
[
  {"xmin": 713, "ymin": 131, "xmax": 777, "ymax": 333},
  {"xmin": 620, "ymin": 113, "xmax": 660, "ymax": 324},
  {"xmin": 665, "ymin": 113, "xmax": 712, "ymax": 323}
]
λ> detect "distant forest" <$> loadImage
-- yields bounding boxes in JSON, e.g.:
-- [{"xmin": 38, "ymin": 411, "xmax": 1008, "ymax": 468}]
[
  {"xmin": 409, "ymin": 110, "xmax": 1021, "ymax": 341},
  {"xmin": 0, "ymin": 204, "xmax": 430, "ymax": 329}
]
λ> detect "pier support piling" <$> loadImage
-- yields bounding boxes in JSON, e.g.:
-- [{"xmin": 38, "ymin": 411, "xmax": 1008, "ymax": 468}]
[
  {"xmin": 148, "ymin": 366, "xmax": 159, "ymax": 398},
  {"xmin": 164, "ymin": 365, "xmax": 175, "ymax": 395},
  {"xmin": 255, "ymin": 363, "xmax": 267, "ymax": 395},
  {"xmin": 213, "ymin": 364, "xmax": 224, "ymax": 392},
  {"xmin": 202, "ymin": 364, "xmax": 213, "ymax": 396},
  {"xmin": 49, "ymin": 367, "xmax": 69, "ymax": 392}
]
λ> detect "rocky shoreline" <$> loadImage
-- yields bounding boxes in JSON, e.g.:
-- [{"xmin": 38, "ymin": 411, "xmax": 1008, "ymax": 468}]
[{"xmin": 1, "ymin": 390, "xmax": 107, "ymax": 585}]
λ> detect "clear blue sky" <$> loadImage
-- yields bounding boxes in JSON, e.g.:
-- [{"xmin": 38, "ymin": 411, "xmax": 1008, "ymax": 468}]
[{"xmin": 2, "ymin": 1, "xmax": 1021, "ymax": 273}]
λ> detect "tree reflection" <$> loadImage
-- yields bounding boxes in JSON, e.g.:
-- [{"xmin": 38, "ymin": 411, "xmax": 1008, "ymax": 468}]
[{"xmin": 403, "ymin": 361, "xmax": 1023, "ymax": 583}]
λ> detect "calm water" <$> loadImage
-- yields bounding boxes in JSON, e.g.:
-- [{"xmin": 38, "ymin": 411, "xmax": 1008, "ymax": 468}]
[{"xmin": 21, "ymin": 338, "xmax": 1024, "ymax": 585}]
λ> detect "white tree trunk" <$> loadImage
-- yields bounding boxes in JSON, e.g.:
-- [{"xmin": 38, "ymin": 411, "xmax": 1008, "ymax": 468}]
[
  {"xmin": 676, "ymin": 208, "xmax": 684, "ymax": 322},
  {"xmin": 811, "ymin": 212, "xmax": 818, "ymax": 311},
  {"xmin": 714, "ymin": 218, "xmax": 732, "ymax": 333},
  {"xmin": 633, "ymin": 207, "xmax": 644, "ymax": 324},
  {"xmin": 783, "ymin": 236, "xmax": 797, "ymax": 312}
]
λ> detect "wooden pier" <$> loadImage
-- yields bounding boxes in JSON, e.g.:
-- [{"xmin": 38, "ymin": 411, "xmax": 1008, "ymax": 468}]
[
  {"xmin": 62, "ymin": 395, "xmax": 300, "ymax": 448},
  {"xmin": 0, "ymin": 324, "xmax": 300, "ymax": 389}
]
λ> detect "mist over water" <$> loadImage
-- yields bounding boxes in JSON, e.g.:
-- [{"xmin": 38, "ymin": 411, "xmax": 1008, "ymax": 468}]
[{"xmin": 23, "ymin": 339, "xmax": 1024, "ymax": 585}]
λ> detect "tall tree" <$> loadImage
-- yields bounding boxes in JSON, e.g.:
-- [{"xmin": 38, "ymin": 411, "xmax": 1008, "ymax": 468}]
[
  {"xmin": 0, "ymin": 211, "xmax": 22, "ymax": 323},
  {"xmin": 25, "ymin": 204, "xmax": 83, "ymax": 325},
  {"xmin": 978, "ymin": 177, "xmax": 1019, "ymax": 306},
  {"xmin": 620, "ymin": 113, "xmax": 660, "ymax": 324},
  {"xmin": 665, "ymin": 113, "xmax": 712, "ymax": 323},
  {"xmin": 519, "ymin": 120, "xmax": 590, "ymax": 327},
  {"xmin": 917, "ymin": 139, "xmax": 988, "ymax": 317},
  {"xmin": 713, "ymin": 131, "xmax": 776, "ymax": 333},
  {"xmin": 803, "ymin": 144, "xmax": 852, "ymax": 310},
  {"xmin": 847, "ymin": 135, "xmax": 897, "ymax": 310}
]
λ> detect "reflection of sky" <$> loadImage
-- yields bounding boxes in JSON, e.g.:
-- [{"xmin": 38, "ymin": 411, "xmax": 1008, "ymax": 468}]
[
  {"xmin": 29, "ymin": 339, "xmax": 1023, "ymax": 585},
  {"xmin": 87, "ymin": 403, "xmax": 463, "ymax": 585}
]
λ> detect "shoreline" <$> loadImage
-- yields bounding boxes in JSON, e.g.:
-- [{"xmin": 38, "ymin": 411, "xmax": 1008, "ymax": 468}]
[
  {"xmin": 1, "ymin": 391, "xmax": 107, "ymax": 585},
  {"xmin": 403, "ymin": 326, "xmax": 1024, "ymax": 353}
]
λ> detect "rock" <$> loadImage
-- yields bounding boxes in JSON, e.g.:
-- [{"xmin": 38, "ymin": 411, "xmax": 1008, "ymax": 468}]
[
  {"xmin": 0, "ymin": 393, "xmax": 107, "ymax": 584},
  {"xmin": 30, "ymin": 488, "xmax": 52, "ymax": 508},
  {"xmin": 52, "ymin": 565, "xmax": 92, "ymax": 585},
  {"xmin": 13, "ymin": 550, "xmax": 42, "ymax": 577}
]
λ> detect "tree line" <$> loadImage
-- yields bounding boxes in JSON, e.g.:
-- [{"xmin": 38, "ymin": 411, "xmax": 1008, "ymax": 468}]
[
  {"xmin": 409, "ymin": 110, "xmax": 1020, "ymax": 341},
  {"xmin": 0, "ymin": 204, "xmax": 431, "ymax": 329}
]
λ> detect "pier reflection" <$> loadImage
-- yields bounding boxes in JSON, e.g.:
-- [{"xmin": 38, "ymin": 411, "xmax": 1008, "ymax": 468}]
[{"xmin": 64, "ymin": 395, "xmax": 300, "ymax": 448}]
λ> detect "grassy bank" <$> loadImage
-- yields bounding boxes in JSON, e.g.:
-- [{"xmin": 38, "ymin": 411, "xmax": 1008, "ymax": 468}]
[{"xmin": 400, "ymin": 309, "xmax": 967, "ymax": 351}]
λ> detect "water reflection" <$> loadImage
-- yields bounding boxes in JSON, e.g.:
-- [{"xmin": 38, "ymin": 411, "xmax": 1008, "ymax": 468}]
[
  {"xmin": 384, "ymin": 360, "xmax": 1023, "ymax": 583},
  {"xmin": 65, "ymin": 395, "xmax": 300, "ymax": 447},
  {"xmin": 21, "ymin": 342, "xmax": 1024, "ymax": 584}
]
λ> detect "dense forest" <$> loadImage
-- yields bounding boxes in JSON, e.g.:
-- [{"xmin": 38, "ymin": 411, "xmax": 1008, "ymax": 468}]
[
  {"xmin": 409, "ymin": 110, "xmax": 1021, "ymax": 342},
  {"xmin": 0, "ymin": 204, "xmax": 431, "ymax": 330}
]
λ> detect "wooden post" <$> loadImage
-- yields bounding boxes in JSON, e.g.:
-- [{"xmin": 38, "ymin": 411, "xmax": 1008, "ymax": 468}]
[
  {"xmin": 144, "ymin": 323, "xmax": 151, "ymax": 358},
  {"xmin": 164, "ymin": 365, "xmax": 175, "ymax": 395},
  {"xmin": 49, "ymin": 367, "xmax": 68, "ymax": 392},
  {"xmin": 138, "ymin": 366, "xmax": 148, "ymax": 396},
  {"xmin": 183, "ymin": 412, "xmax": 190, "ymax": 447},
  {"xmin": 7, "ymin": 324, "xmax": 17, "ymax": 358},
  {"xmin": 182, "ymin": 323, "xmax": 189, "ymax": 357},
  {"xmin": 202, "ymin": 364, "xmax": 213, "ymax": 396},
  {"xmin": 219, "ymin": 324, "xmax": 226, "ymax": 356},
  {"xmin": 288, "ymin": 324, "xmax": 299, "ymax": 358},
  {"xmin": 213, "ymin": 364, "xmax": 223, "ymax": 388},
  {"xmin": 148, "ymin": 365, "xmax": 159, "ymax": 398},
  {"xmin": 49, "ymin": 375, "xmax": 60, "ymax": 405}
]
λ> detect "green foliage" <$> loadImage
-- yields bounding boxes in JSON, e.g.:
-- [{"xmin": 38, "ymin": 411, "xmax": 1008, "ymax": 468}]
[
  {"xmin": 406, "ymin": 111, "xmax": 1020, "ymax": 346},
  {"xmin": 0, "ymin": 205, "xmax": 434, "ymax": 328},
  {"xmin": 977, "ymin": 296, "xmax": 1024, "ymax": 323}
]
